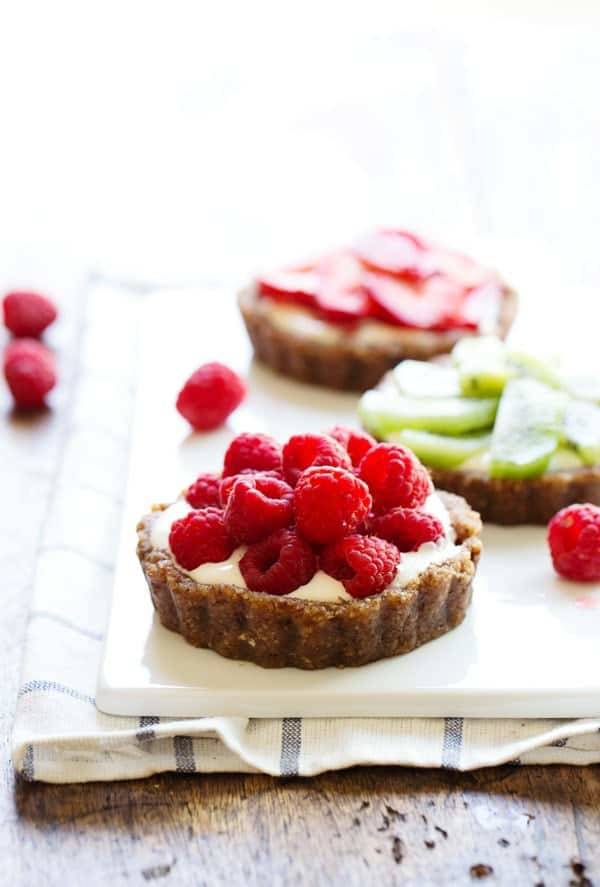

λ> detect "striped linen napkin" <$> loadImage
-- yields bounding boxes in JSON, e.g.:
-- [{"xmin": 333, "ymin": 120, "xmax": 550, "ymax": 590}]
[{"xmin": 11, "ymin": 281, "xmax": 600, "ymax": 783}]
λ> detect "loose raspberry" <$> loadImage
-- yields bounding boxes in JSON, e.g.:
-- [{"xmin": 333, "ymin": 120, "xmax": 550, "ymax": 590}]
[
  {"xmin": 327, "ymin": 425, "xmax": 376, "ymax": 468},
  {"xmin": 176, "ymin": 362, "xmax": 246, "ymax": 431},
  {"xmin": 293, "ymin": 466, "xmax": 372, "ymax": 544},
  {"xmin": 548, "ymin": 504, "xmax": 600, "ymax": 582},
  {"xmin": 222, "ymin": 432, "xmax": 282, "ymax": 477},
  {"xmin": 240, "ymin": 528, "xmax": 317, "ymax": 595},
  {"xmin": 3, "ymin": 290, "xmax": 58, "ymax": 338},
  {"xmin": 224, "ymin": 475, "xmax": 293, "ymax": 544},
  {"xmin": 219, "ymin": 469, "xmax": 283, "ymax": 506},
  {"xmin": 321, "ymin": 534, "xmax": 400, "ymax": 598},
  {"xmin": 370, "ymin": 507, "xmax": 444, "ymax": 552},
  {"xmin": 185, "ymin": 473, "xmax": 221, "ymax": 508},
  {"xmin": 169, "ymin": 507, "xmax": 235, "ymax": 571},
  {"xmin": 358, "ymin": 443, "xmax": 431, "ymax": 512},
  {"xmin": 3, "ymin": 338, "xmax": 56, "ymax": 408},
  {"xmin": 282, "ymin": 433, "xmax": 351, "ymax": 486}
]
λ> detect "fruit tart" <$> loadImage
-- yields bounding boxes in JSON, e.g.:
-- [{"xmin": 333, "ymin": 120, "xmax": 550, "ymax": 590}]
[
  {"xmin": 137, "ymin": 429, "xmax": 482, "ymax": 669},
  {"xmin": 239, "ymin": 229, "xmax": 517, "ymax": 391},
  {"xmin": 359, "ymin": 336, "xmax": 600, "ymax": 525}
]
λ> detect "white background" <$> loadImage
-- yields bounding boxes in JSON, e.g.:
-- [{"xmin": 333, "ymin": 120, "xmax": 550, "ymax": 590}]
[{"xmin": 1, "ymin": 1, "xmax": 600, "ymax": 295}]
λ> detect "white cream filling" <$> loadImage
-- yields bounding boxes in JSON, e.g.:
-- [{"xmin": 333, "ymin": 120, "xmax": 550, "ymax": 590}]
[{"xmin": 149, "ymin": 492, "xmax": 460, "ymax": 603}]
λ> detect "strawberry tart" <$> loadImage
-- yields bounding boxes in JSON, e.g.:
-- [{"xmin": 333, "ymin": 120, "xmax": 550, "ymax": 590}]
[
  {"xmin": 137, "ymin": 429, "xmax": 482, "ymax": 669},
  {"xmin": 239, "ymin": 230, "xmax": 517, "ymax": 391}
]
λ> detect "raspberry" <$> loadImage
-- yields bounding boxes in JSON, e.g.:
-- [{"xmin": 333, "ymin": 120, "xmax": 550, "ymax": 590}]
[
  {"xmin": 219, "ymin": 469, "xmax": 283, "ymax": 506},
  {"xmin": 240, "ymin": 528, "xmax": 317, "ymax": 595},
  {"xmin": 293, "ymin": 466, "xmax": 372, "ymax": 544},
  {"xmin": 358, "ymin": 443, "xmax": 430, "ymax": 512},
  {"xmin": 185, "ymin": 473, "xmax": 221, "ymax": 508},
  {"xmin": 176, "ymin": 362, "xmax": 246, "ymax": 431},
  {"xmin": 169, "ymin": 507, "xmax": 235, "ymax": 571},
  {"xmin": 327, "ymin": 425, "xmax": 376, "ymax": 468},
  {"xmin": 222, "ymin": 432, "xmax": 282, "ymax": 477},
  {"xmin": 370, "ymin": 507, "xmax": 444, "ymax": 552},
  {"xmin": 224, "ymin": 475, "xmax": 293, "ymax": 543},
  {"xmin": 282, "ymin": 433, "xmax": 351, "ymax": 486},
  {"xmin": 321, "ymin": 534, "xmax": 400, "ymax": 598},
  {"xmin": 3, "ymin": 338, "xmax": 56, "ymax": 408},
  {"xmin": 3, "ymin": 290, "xmax": 57, "ymax": 338},
  {"xmin": 547, "ymin": 504, "xmax": 600, "ymax": 582}
]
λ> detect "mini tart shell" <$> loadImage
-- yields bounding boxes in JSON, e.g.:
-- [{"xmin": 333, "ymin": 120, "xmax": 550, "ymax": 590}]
[
  {"xmin": 136, "ymin": 492, "xmax": 482, "ymax": 670},
  {"xmin": 430, "ymin": 465, "xmax": 600, "ymax": 526},
  {"xmin": 239, "ymin": 285, "xmax": 518, "ymax": 392}
]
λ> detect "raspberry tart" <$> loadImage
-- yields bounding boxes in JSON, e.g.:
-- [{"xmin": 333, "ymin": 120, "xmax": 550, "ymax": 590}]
[
  {"xmin": 137, "ymin": 430, "xmax": 482, "ymax": 669},
  {"xmin": 359, "ymin": 336, "xmax": 600, "ymax": 525},
  {"xmin": 239, "ymin": 230, "xmax": 517, "ymax": 391}
]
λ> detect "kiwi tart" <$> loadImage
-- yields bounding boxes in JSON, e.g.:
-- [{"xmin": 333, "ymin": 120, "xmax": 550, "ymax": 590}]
[{"xmin": 359, "ymin": 337, "xmax": 600, "ymax": 525}]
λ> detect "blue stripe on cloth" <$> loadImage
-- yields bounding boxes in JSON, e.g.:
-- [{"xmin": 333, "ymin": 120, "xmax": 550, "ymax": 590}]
[
  {"xmin": 174, "ymin": 736, "xmax": 196, "ymax": 772},
  {"xmin": 441, "ymin": 717, "xmax": 464, "ymax": 769},
  {"xmin": 18, "ymin": 680, "xmax": 95, "ymax": 706},
  {"xmin": 280, "ymin": 717, "xmax": 302, "ymax": 776}
]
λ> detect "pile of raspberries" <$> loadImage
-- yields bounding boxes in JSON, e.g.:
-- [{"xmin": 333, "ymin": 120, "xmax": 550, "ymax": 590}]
[
  {"xmin": 2, "ymin": 291, "xmax": 58, "ymax": 408},
  {"xmin": 169, "ymin": 429, "xmax": 445, "ymax": 599}
]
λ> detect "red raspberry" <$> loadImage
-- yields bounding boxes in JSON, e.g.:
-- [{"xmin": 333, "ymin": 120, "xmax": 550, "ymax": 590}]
[
  {"xmin": 3, "ymin": 338, "xmax": 56, "ymax": 408},
  {"xmin": 224, "ymin": 475, "xmax": 293, "ymax": 544},
  {"xmin": 169, "ymin": 507, "xmax": 235, "ymax": 571},
  {"xmin": 219, "ymin": 469, "xmax": 283, "ymax": 506},
  {"xmin": 321, "ymin": 534, "xmax": 400, "ymax": 598},
  {"xmin": 282, "ymin": 433, "xmax": 351, "ymax": 486},
  {"xmin": 3, "ymin": 290, "xmax": 57, "ymax": 338},
  {"xmin": 370, "ymin": 507, "xmax": 444, "ymax": 552},
  {"xmin": 240, "ymin": 528, "xmax": 317, "ymax": 595},
  {"xmin": 327, "ymin": 425, "xmax": 376, "ymax": 467},
  {"xmin": 185, "ymin": 473, "xmax": 221, "ymax": 508},
  {"xmin": 223, "ymin": 432, "xmax": 282, "ymax": 477},
  {"xmin": 358, "ymin": 443, "xmax": 431, "ymax": 512},
  {"xmin": 176, "ymin": 362, "xmax": 246, "ymax": 431},
  {"xmin": 293, "ymin": 466, "xmax": 372, "ymax": 544},
  {"xmin": 548, "ymin": 504, "xmax": 600, "ymax": 582}
]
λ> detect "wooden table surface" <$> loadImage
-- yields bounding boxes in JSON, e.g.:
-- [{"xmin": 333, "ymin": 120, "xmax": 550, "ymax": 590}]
[{"xmin": 3, "ymin": 5, "xmax": 600, "ymax": 885}]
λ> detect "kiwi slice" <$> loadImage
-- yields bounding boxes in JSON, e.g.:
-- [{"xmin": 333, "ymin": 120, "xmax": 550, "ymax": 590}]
[
  {"xmin": 549, "ymin": 447, "xmax": 585, "ymax": 472},
  {"xmin": 508, "ymin": 350, "xmax": 562, "ymax": 389},
  {"xmin": 387, "ymin": 429, "xmax": 491, "ymax": 469},
  {"xmin": 452, "ymin": 336, "xmax": 515, "ymax": 397},
  {"xmin": 490, "ymin": 379, "xmax": 567, "ymax": 479},
  {"xmin": 562, "ymin": 372, "xmax": 600, "ymax": 404},
  {"xmin": 358, "ymin": 390, "xmax": 498, "ymax": 437},
  {"xmin": 565, "ymin": 400, "xmax": 600, "ymax": 465},
  {"xmin": 392, "ymin": 360, "xmax": 461, "ymax": 398}
]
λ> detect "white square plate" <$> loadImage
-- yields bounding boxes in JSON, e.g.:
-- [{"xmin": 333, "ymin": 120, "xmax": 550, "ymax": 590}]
[{"xmin": 97, "ymin": 288, "xmax": 600, "ymax": 719}]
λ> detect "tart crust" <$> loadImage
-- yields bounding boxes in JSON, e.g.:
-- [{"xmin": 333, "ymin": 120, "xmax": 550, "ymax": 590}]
[
  {"xmin": 239, "ymin": 285, "xmax": 518, "ymax": 392},
  {"xmin": 430, "ymin": 466, "xmax": 600, "ymax": 526},
  {"xmin": 137, "ymin": 492, "xmax": 482, "ymax": 670}
]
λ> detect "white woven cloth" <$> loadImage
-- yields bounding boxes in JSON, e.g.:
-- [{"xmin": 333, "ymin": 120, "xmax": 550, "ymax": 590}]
[{"xmin": 11, "ymin": 282, "xmax": 600, "ymax": 783}]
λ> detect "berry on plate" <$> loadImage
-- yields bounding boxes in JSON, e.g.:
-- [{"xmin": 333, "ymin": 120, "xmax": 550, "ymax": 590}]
[
  {"xmin": 3, "ymin": 290, "xmax": 57, "ymax": 338},
  {"xmin": 320, "ymin": 534, "xmax": 400, "ymax": 598},
  {"xmin": 169, "ymin": 507, "xmax": 235, "ymax": 571},
  {"xmin": 282, "ymin": 432, "xmax": 351, "ymax": 486},
  {"xmin": 3, "ymin": 338, "xmax": 57, "ymax": 408},
  {"xmin": 293, "ymin": 466, "xmax": 372, "ymax": 544},
  {"xmin": 224, "ymin": 474, "xmax": 293, "ymax": 544},
  {"xmin": 240, "ymin": 528, "xmax": 317, "ymax": 595},
  {"xmin": 327, "ymin": 425, "xmax": 376, "ymax": 467},
  {"xmin": 370, "ymin": 507, "xmax": 444, "ymax": 552},
  {"xmin": 222, "ymin": 432, "xmax": 282, "ymax": 477},
  {"xmin": 185, "ymin": 473, "xmax": 221, "ymax": 508},
  {"xmin": 176, "ymin": 362, "xmax": 246, "ymax": 431},
  {"xmin": 358, "ymin": 442, "xmax": 431, "ymax": 513},
  {"xmin": 547, "ymin": 504, "xmax": 600, "ymax": 582}
]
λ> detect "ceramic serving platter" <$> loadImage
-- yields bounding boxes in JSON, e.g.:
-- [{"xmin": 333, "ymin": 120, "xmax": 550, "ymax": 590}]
[{"xmin": 97, "ymin": 287, "xmax": 600, "ymax": 719}]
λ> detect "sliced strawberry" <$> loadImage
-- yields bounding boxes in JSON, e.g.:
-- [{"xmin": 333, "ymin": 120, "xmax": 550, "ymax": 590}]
[
  {"xmin": 314, "ymin": 252, "xmax": 370, "ymax": 322},
  {"xmin": 460, "ymin": 281, "xmax": 504, "ymax": 330},
  {"xmin": 354, "ymin": 230, "xmax": 436, "ymax": 281},
  {"xmin": 429, "ymin": 248, "xmax": 492, "ymax": 289},
  {"xmin": 257, "ymin": 270, "xmax": 320, "ymax": 308},
  {"xmin": 364, "ymin": 271, "xmax": 449, "ymax": 329}
]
